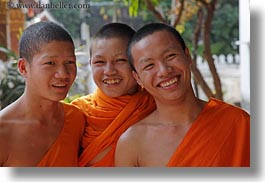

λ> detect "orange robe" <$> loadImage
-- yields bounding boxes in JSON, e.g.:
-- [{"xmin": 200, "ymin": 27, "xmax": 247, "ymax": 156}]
[
  {"xmin": 167, "ymin": 98, "xmax": 250, "ymax": 167},
  {"xmin": 71, "ymin": 88, "xmax": 156, "ymax": 167},
  {"xmin": 37, "ymin": 103, "xmax": 85, "ymax": 167}
]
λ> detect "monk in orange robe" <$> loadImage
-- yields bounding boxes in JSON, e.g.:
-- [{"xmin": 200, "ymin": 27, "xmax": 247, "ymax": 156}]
[
  {"xmin": 37, "ymin": 103, "xmax": 85, "ymax": 167},
  {"xmin": 0, "ymin": 22, "xmax": 85, "ymax": 167},
  {"xmin": 71, "ymin": 23, "xmax": 156, "ymax": 167},
  {"xmin": 166, "ymin": 98, "xmax": 249, "ymax": 167},
  {"xmin": 115, "ymin": 23, "xmax": 250, "ymax": 167}
]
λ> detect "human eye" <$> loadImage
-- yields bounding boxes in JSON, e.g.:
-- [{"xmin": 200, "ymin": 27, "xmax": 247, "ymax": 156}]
[
  {"xmin": 116, "ymin": 58, "xmax": 127, "ymax": 64},
  {"xmin": 45, "ymin": 61, "xmax": 55, "ymax": 65},
  {"xmin": 66, "ymin": 60, "xmax": 76, "ymax": 65},
  {"xmin": 116, "ymin": 58, "xmax": 127, "ymax": 62},
  {"xmin": 92, "ymin": 59, "xmax": 105, "ymax": 65},
  {"xmin": 143, "ymin": 63, "xmax": 154, "ymax": 70},
  {"xmin": 165, "ymin": 53, "xmax": 176, "ymax": 60}
]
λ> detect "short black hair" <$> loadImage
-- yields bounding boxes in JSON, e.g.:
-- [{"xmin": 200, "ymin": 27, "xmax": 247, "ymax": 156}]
[
  {"xmin": 90, "ymin": 22, "xmax": 135, "ymax": 57},
  {"xmin": 94, "ymin": 22, "xmax": 135, "ymax": 40},
  {"xmin": 19, "ymin": 21, "xmax": 74, "ymax": 62},
  {"xmin": 127, "ymin": 22, "xmax": 187, "ymax": 71}
]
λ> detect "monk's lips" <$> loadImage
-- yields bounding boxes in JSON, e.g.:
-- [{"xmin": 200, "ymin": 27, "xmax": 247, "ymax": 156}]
[
  {"xmin": 52, "ymin": 84, "xmax": 68, "ymax": 88},
  {"xmin": 158, "ymin": 76, "xmax": 180, "ymax": 88}
]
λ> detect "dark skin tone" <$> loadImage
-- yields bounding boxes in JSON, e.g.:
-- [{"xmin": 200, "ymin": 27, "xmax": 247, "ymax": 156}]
[
  {"xmin": 115, "ymin": 30, "xmax": 206, "ymax": 166},
  {"xmin": 0, "ymin": 41, "xmax": 76, "ymax": 166}
]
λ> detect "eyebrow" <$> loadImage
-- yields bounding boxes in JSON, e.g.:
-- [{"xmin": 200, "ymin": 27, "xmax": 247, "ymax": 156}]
[
  {"xmin": 163, "ymin": 46, "xmax": 178, "ymax": 53},
  {"xmin": 42, "ymin": 55, "xmax": 75, "ymax": 59},
  {"xmin": 139, "ymin": 57, "xmax": 152, "ymax": 65},
  {"xmin": 93, "ymin": 55, "xmax": 104, "ymax": 59},
  {"xmin": 138, "ymin": 47, "xmax": 177, "ymax": 65},
  {"xmin": 113, "ymin": 51, "xmax": 126, "ymax": 56},
  {"xmin": 93, "ymin": 52, "xmax": 126, "ymax": 59}
]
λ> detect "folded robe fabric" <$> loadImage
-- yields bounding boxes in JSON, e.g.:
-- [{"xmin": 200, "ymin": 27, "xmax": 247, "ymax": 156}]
[
  {"xmin": 37, "ymin": 103, "xmax": 85, "ymax": 167},
  {"xmin": 167, "ymin": 98, "xmax": 250, "ymax": 167},
  {"xmin": 71, "ymin": 88, "xmax": 156, "ymax": 167}
]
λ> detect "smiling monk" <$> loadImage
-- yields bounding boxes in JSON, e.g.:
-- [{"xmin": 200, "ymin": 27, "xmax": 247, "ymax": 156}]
[
  {"xmin": 115, "ymin": 23, "xmax": 250, "ymax": 167},
  {"xmin": 0, "ymin": 21, "xmax": 85, "ymax": 167},
  {"xmin": 71, "ymin": 23, "xmax": 156, "ymax": 167}
]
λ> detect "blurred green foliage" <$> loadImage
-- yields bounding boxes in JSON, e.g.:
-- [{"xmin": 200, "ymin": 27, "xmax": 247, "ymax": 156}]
[{"xmin": 0, "ymin": 52, "xmax": 25, "ymax": 109}]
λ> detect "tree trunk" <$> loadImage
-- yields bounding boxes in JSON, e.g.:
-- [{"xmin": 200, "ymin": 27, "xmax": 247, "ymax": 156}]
[
  {"xmin": 144, "ymin": 0, "xmax": 167, "ymax": 24},
  {"xmin": 191, "ymin": 8, "xmax": 214, "ymax": 98},
  {"xmin": 173, "ymin": 0, "xmax": 185, "ymax": 27},
  {"xmin": 202, "ymin": 0, "xmax": 223, "ymax": 100}
]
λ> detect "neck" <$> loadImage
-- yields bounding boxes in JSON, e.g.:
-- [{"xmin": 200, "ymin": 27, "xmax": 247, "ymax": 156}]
[
  {"xmin": 19, "ymin": 93, "xmax": 63, "ymax": 122},
  {"xmin": 154, "ymin": 95, "xmax": 206, "ymax": 126}
]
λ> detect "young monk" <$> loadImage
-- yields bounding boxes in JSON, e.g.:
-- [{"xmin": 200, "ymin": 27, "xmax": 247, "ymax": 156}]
[
  {"xmin": 115, "ymin": 23, "xmax": 250, "ymax": 167},
  {"xmin": 0, "ymin": 21, "xmax": 85, "ymax": 167},
  {"xmin": 71, "ymin": 23, "xmax": 156, "ymax": 167}
]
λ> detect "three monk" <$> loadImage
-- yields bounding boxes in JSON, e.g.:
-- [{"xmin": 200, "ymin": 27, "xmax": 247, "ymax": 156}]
[{"xmin": 1, "ymin": 21, "xmax": 249, "ymax": 167}]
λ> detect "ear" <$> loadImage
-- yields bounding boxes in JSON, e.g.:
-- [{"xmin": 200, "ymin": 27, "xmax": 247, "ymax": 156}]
[
  {"xmin": 89, "ymin": 58, "xmax": 92, "ymax": 65},
  {"xmin": 17, "ymin": 58, "xmax": 29, "ymax": 77},
  {"xmin": 184, "ymin": 48, "xmax": 192, "ymax": 65},
  {"xmin": 132, "ymin": 71, "xmax": 143, "ymax": 86}
]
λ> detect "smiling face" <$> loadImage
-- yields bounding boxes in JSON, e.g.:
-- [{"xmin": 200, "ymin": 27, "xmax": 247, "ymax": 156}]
[
  {"xmin": 19, "ymin": 41, "xmax": 76, "ymax": 101},
  {"xmin": 131, "ymin": 30, "xmax": 193, "ymax": 103},
  {"xmin": 90, "ymin": 37, "xmax": 138, "ymax": 97}
]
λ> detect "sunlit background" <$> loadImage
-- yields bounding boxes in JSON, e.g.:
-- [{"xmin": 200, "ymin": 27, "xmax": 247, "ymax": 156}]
[{"xmin": 0, "ymin": 0, "xmax": 250, "ymax": 113}]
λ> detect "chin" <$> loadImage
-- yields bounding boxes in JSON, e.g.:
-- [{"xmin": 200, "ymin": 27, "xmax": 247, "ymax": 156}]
[
  {"xmin": 105, "ymin": 91, "xmax": 124, "ymax": 98},
  {"xmin": 55, "ymin": 94, "xmax": 68, "ymax": 101},
  {"xmin": 105, "ymin": 93, "xmax": 121, "ymax": 98}
]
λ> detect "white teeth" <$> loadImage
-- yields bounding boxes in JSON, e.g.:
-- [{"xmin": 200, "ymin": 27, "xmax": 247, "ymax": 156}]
[
  {"xmin": 160, "ymin": 77, "xmax": 178, "ymax": 88},
  {"xmin": 103, "ymin": 79, "xmax": 121, "ymax": 85}
]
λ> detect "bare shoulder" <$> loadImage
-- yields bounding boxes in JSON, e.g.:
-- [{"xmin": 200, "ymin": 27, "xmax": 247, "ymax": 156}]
[
  {"xmin": 0, "ymin": 102, "xmax": 20, "ymax": 165},
  {"xmin": 115, "ymin": 112, "xmax": 154, "ymax": 166},
  {"xmin": 120, "ymin": 112, "xmax": 154, "ymax": 142},
  {"xmin": 0, "ymin": 102, "xmax": 21, "ymax": 137},
  {"xmin": 0, "ymin": 99, "xmax": 25, "ymax": 141},
  {"xmin": 117, "ymin": 111, "xmax": 156, "ymax": 152},
  {"xmin": 0, "ymin": 99, "xmax": 22, "ymax": 124}
]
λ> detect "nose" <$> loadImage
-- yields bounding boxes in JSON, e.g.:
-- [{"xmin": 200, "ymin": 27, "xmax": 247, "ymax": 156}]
[
  {"xmin": 55, "ymin": 65, "xmax": 70, "ymax": 79},
  {"xmin": 104, "ymin": 62, "xmax": 117, "ymax": 75},
  {"xmin": 157, "ymin": 61, "xmax": 172, "ymax": 77}
]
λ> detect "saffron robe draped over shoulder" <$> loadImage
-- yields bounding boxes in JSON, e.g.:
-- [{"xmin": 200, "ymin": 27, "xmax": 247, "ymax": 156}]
[
  {"xmin": 167, "ymin": 98, "xmax": 250, "ymax": 167},
  {"xmin": 37, "ymin": 103, "xmax": 85, "ymax": 167},
  {"xmin": 71, "ymin": 88, "xmax": 156, "ymax": 167}
]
